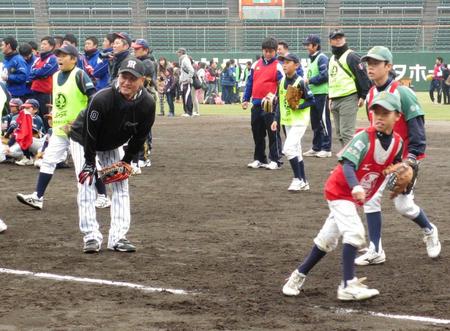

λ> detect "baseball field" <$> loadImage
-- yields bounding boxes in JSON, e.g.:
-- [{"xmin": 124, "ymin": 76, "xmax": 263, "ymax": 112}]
[{"xmin": 0, "ymin": 92, "xmax": 449, "ymax": 330}]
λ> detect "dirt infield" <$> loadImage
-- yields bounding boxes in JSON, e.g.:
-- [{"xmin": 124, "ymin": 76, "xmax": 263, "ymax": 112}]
[{"xmin": 0, "ymin": 115, "xmax": 449, "ymax": 330}]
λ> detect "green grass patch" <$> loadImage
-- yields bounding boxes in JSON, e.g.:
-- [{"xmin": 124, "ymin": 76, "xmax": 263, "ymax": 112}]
[{"xmin": 157, "ymin": 92, "xmax": 450, "ymax": 120}]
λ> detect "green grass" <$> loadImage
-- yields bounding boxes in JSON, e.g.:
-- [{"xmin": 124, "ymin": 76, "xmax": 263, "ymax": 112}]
[{"xmin": 158, "ymin": 92, "xmax": 450, "ymax": 120}]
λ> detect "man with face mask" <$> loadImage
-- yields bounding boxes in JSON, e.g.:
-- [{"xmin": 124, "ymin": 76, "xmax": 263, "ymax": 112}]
[{"xmin": 328, "ymin": 29, "xmax": 370, "ymax": 146}]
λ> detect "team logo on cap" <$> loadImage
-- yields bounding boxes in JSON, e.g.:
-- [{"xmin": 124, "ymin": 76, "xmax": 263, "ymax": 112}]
[{"xmin": 127, "ymin": 60, "xmax": 136, "ymax": 69}]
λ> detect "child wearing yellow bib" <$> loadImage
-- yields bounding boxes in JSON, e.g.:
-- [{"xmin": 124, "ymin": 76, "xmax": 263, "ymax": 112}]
[{"xmin": 271, "ymin": 53, "xmax": 315, "ymax": 191}]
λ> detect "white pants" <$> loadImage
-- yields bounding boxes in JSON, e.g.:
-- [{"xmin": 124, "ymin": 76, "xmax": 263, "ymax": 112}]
[
  {"xmin": 70, "ymin": 139, "xmax": 130, "ymax": 248},
  {"xmin": 40, "ymin": 134, "xmax": 70, "ymax": 175},
  {"xmin": 7, "ymin": 137, "xmax": 46, "ymax": 159},
  {"xmin": 282, "ymin": 125, "xmax": 307, "ymax": 161},
  {"xmin": 314, "ymin": 200, "xmax": 366, "ymax": 252},
  {"xmin": 363, "ymin": 176, "xmax": 420, "ymax": 219}
]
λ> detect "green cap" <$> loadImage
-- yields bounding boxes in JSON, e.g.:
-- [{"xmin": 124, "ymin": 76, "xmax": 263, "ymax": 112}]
[
  {"xmin": 370, "ymin": 91, "xmax": 401, "ymax": 112},
  {"xmin": 361, "ymin": 46, "xmax": 393, "ymax": 64}
]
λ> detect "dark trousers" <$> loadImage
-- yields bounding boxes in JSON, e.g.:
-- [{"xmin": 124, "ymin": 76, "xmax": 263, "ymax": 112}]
[
  {"xmin": 443, "ymin": 83, "xmax": 450, "ymax": 104},
  {"xmin": 182, "ymin": 83, "xmax": 193, "ymax": 115},
  {"xmin": 429, "ymin": 79, "xmax": 442, "ymax": 103},
  {"xmin": 251, "ymin": 104, "xmax": 282, "ymax": 163},
  {"xmin": 32, "ymin": 91, "xmax": 51, "ymax": 132},
  {"xmin": 222, "ymin": 85, "xmax": 233, "ymax": 104},
  {"xmin": 166, "ymin": 93, "xmax": 175, "ymax": 114},
  {"xmin": 310, "ymin": 94, "xmax": 332, "ymax": 152}
]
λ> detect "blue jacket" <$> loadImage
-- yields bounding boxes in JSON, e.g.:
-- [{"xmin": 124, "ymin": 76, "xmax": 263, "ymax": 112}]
[
  {"xmin": 3, "ymin": 52, "xmax": 28, "ymax": 97},
  {"xmin": 85, "ymin": 49, "xmax": 103, "ymax": 90},
  {"xmin": 93, "ymin": 47, "xmax": 112, "ymax": 90},
  {"xmin": 23, "ymin": 54, "xmax": 36, "ymax": 95},
  {"xmin": 220, "ymin": 68, "xmax": 235, "ymax": 87}
]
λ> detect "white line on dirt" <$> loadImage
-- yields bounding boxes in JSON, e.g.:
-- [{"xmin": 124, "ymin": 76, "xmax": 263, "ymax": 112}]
[
  {"xmin": 335, "ymin": 307, "xmax": 450, "ymax": 325},
  {"xmin": 0, "ymin": 268, "xmax": 190, "ymax": 295}
]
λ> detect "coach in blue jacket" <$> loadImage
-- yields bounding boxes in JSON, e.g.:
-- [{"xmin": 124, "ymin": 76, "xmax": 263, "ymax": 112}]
[{"xmin": 1, "ymin": 36, "xmax": 28, "ymax": 99}]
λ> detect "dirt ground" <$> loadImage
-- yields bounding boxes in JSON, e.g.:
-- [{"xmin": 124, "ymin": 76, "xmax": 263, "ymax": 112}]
[{"xmin": 0, "ymin": 115, "xmax": 449, "ymax": 331}]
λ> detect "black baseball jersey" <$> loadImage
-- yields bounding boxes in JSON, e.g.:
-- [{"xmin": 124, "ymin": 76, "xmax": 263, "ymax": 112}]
[{"xmin": 70, "ymin": 83, "xmax": 155, "ymax": 164}]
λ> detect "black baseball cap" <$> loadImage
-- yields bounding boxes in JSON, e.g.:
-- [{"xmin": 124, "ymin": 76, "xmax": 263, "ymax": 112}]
[
  {"xmin": 118, "ymin": 57, "xmax": 145, "ymax": 78},
  {"xmin": 329, "ymin": 29, "xmax": 345, "ymax": 39},
  {"xmin": 278, "ymin": 53, "xmax": 300, "ymax": 64},
  {"xmin": 113, "ymin": 32, "xmax": 132, "ymax": 46},
  {"xmin": 54, "ymin": 44, "xmax": 79, "ymax": 57}
]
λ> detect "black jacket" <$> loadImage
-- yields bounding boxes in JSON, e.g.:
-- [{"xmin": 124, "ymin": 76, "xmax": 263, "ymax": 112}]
[{"xmin": 70, "ymin": 83, "xmax": 155, "ymax": 164}]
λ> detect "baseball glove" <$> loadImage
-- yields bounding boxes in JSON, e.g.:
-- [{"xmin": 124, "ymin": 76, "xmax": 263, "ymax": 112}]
[
  {"xmin": 383, "ymin": 162, "xmax": 414, "ymax": 198},
  {"xmin": 286, "ymin": 85, "xmax": 303, "ymax": 110},
  {"xmin": 98, "ymin": 161, "xmax": 132, "ymax": 184},
  {"xmin": 262, "ymin": 92, "xmax": 276, "ymax": 113}
]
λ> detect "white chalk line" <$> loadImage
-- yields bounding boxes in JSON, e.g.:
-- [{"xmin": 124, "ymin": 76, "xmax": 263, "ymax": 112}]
[
  {"xmin": 329, "ymin": 306, "xmax": 450, "ymax": 325},
  {"xmin": 0, "ymin": 268, "xmax": 191, "ymax": 295}
]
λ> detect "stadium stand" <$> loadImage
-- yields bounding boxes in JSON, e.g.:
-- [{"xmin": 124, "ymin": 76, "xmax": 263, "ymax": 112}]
[
  {"xmin": 0, "ymin": 0, "xmax": 35, "ymax": 41},
  {"xmin": 47, "ymin": 0, "xmax": 130, "ymax": 8},
  {"xmin": 145, "ymin": 0, "xmax": 225, "ymax": 8},
  {"xmin": 0, "ymin": 0, "xmax": 448, "ymax": 53}
]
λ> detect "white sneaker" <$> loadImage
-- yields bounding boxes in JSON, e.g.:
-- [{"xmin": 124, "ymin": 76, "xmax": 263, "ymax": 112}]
[
  {"xmin": 138, "ymin": 160, "xmax": 146, "ymax": 167},
  {"xmin": 15, "ymin": 157, "xmax": 34, "ymax": 166},
  {"xmin": 247, "ymin": 160, "xmax": 266, "ymax": 169},
  {"xmin": 193, "ymin": 112, "xmax": 200, "ymax": 116},
  {"xmin": 316, "ymin": 151, "xmax": 332, "ymax": 158},
  {"xmin": 143, "ymin": 159, "xmax": 151, "ymax": 167},
  {"xmin": 288, "ymin": 178, "xmax": 303, "ymax": 192},
  {"xmin": 355, "ymin": 243, "xmax": 386, "ymax": 266},
  {"xmin": 423, "ymin": 224, "xmax": 441, "ymax": 258},
  {"xmin": 181, "ymin": 113, "xmax": 191, "ymax": 117},
  {"xmin": 300, "ymin": 180, "xmax": 310, "ymax": 191},
  {"xmin": 0, "ymin": 219, "xmax": 7, "ymax": 233},
  {"xmin": 95, "ymin": 194, "xmax": 111, "ymax": 209},
  {"xmin": 303, "ymin": 149, "xmax": 319, "ymax": 157},
  {"xmin": 337, "ymin": 277, "xmax": 379, "ymax": 301},
  {"xmin": 265, "ymin": 161, "xmax": 281, "ymax": 170},
  {"xmin": 131, "ymin": 163, "xmax": 142, "ymax": 175},
  {"xmin": 17, "ymin": 192, "xmax": 43, "ymax": 210},
  {"xmin": 282, "ymin": 270, "xmax": 306, "ymax": 296}
]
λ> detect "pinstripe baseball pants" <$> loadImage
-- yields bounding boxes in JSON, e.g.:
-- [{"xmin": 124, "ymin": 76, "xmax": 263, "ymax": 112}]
[{"xmin": 70, "ymin": 139, "xmax": 131, "ymax": 248}]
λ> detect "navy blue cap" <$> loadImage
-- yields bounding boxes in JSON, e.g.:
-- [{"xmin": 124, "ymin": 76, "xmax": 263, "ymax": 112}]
[
  {"xmin": 303, "ymin": 34, "xmax": 321, "ymax": 45},
  {"xmin": 54, "ymin": 44, "xmax": 79, "ymax": 57},
  {"xmin": 329, "ymin": 29, "xmax": 345, "ymax": 39},
  {"xmin": 278, "ymin": 53, "xmax": 300, "ymax": 64},
  {"xmin": 9, "ymin": 98, "xmax": 23, "ymax": 107},
  {"xmin": 21, "ymin": 98, "xmax": 40, "ymax": 109},
  {"xmin": 132, "ymin": 38, "xmax": 149, "ymax": 49},
  {"xmin": 113, "ymin": 32, "xmax": 132, "ymax": 46}
]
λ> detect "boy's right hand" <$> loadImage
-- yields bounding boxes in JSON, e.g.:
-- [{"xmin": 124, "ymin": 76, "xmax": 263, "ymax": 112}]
[{"xmin": 242, "ymin": 101, "xmax": 249, "ymax": 110}]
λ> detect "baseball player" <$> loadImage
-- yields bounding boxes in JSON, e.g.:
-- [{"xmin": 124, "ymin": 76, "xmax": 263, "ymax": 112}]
[
  {"xmin": 242, "ymin": 37, "xmax": 284, "ymax": 170},
  {"xmin": 16, "ymin": 44, "xmax": 96, "ymax": 210},
  {"xmin": 302, "ymin": 34, "xmax": 332, "ymax": 158},
  {"xmin": 355, "ymin": 46, "xmax": 441, "ymax": 265},
  {"xmin": 69, "ymin": 57, "xmax": 155, "ymax": 253},
  {"xmin": 283, "ymin": 91, "xmax": 403, "ymax": 301},
  {"xmin": 271, "ymin": 53, "xmax": 314, "ymax": 191}
]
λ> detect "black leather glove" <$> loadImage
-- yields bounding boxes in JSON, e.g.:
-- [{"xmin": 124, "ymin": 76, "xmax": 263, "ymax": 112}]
[{"xmin": 78, "ymin": 162, "xmax": 96, "ymax": 185}]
